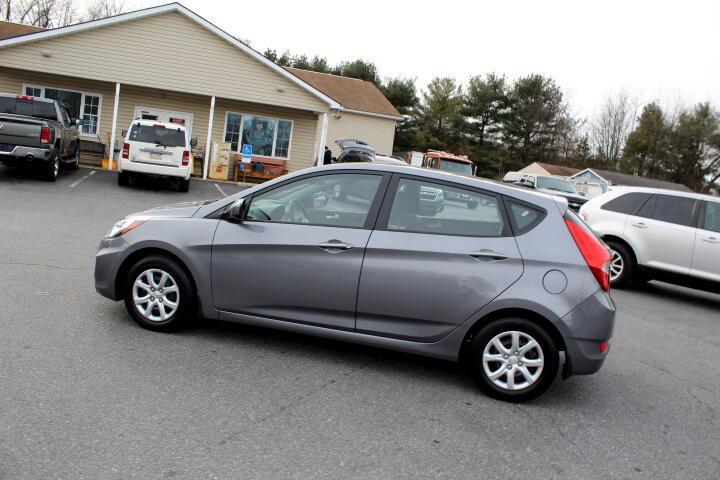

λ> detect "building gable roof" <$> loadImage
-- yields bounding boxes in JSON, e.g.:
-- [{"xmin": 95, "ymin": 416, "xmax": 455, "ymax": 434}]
[
  {"xmin": 0, "ymin": 21, "xmax": 44, "ymax": 40},
  {"xmin": 533, "ymin": 162, "xmax": 581, "ymax": 177},
  {"xmin": 287, "ymin": 68, "xmax": 402, "ymax": 119},
  {"xmin": 0, "ymin": 3, "xmax": 341, "ymax": 110}
]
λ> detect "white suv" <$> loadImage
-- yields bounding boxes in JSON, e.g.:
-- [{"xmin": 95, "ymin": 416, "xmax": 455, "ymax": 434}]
[
  {"xmin": 579, "ymin": 186, "xmax": 720, "ymax": 291},
  {"xmin": 118, "ymin": 120, "xmax": 192, "ymax": 192}
]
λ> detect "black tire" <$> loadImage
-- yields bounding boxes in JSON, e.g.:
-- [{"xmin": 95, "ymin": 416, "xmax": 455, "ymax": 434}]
[
  {"xmin": 470, "ymin": 318, "xmax": 558, "ymax": 403},
  {"xmin": 67, "ymin": 147, "xmax": 80, "ymax": 170},
  {"xmin": 467, "ymin": 201, "xmax": 478, "ymax": 209},
  {"xmin": 123, "ymin": 255, "xmax": 195, "ymax": 332},
  {"xmin": 332, "ymin": 183, "xmax": 346, "ymax": 201},
  {"xmin": 44, "ymin": 151, "xmax": 60, "ymax": 182},
  {"xmin": 178, "ymin": 178, "xmax": 190, "ymax": 192},
  {"xmin": 118, "ymin": 171, "xmax": 130, "ymax": 186},
  {"xmin": 605, "ymin": 240, "xmax": 634, "ymax": 288}
]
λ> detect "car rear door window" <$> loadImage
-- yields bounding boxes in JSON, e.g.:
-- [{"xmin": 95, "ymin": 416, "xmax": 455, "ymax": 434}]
[
  {"xmin": 644, "ymin": 194, "xmax": 697, "ymax": 227},
  {"xmin": 702, "ymin": 202, "xmax": 720, "ymax": 233},
  {"xmin": 386, "ymin": 178, "xmax": 505, "ymax": 237},
  {"xmin": 601, "ymin": 192, "xmax": 652, "ymax": 215},
  {"xmin": 246, "ymin": 173, "xmax": 383, "ymax": 228}
]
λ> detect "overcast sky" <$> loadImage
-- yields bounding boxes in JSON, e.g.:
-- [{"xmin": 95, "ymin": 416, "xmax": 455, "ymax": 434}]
[{"xmin": 128, "ymin": 0, "xmax": 718, "ymax": 119}]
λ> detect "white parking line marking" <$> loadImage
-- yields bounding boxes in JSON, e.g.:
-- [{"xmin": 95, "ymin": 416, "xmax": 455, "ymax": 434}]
[
  {"xmin": 69, "ymin": 170, "xmax": 96, "ymax": 188},
  {"xmin": 214, "ymin": 183, "xmax": 228, "ymax": 197}
]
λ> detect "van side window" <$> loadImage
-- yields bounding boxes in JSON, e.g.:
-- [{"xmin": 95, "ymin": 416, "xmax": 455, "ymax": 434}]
[
  {"xmin": 601, "ymin": 192, "xmax": 652, "ymax": 215},
  {"xmin": 638, "ymin": 194, "xmax": 697, "ymax": 227},
  {"xmin": 702, "ymin": 202, "xmax": 720, "ymax": 233}
]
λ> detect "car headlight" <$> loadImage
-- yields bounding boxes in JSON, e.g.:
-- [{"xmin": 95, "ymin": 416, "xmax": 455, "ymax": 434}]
[{"xmin": 106, "ymin": 218, "xmax": 146, "ymax": 238}]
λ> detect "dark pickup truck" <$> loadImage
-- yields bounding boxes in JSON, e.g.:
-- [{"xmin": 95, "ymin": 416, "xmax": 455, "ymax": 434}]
[{"xmin": 0, "ymin": 93, "xmax": 81, "ymax": 181}]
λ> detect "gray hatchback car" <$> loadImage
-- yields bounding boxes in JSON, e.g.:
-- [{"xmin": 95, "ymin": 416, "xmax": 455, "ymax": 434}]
[{"xmin": 95, "ymin": 163, "xmax": 616, "ymax": 402}]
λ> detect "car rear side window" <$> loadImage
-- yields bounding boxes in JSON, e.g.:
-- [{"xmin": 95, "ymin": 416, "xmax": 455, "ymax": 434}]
[
  {"xmin": 0, "ymin": 98, "xmax": 57, "ymax": 120},
  {"xmin": 601, "ymin": 192, "xmax": 652, "ymax": 215},
  {"xmin": 505, "ymin": 200, "xmax": 545, "ymax": 235},
  {"xmin": 702, "ymin": 201, "xmax": 720, "ymax": 233},
  {"xmin": 129, "ymin": 124, "xmax": 186, "ymax": 147},
  {"xmin": 640, "ymin": 194, "xmax": 697, "ymax": 227},
  {"xmin": 386, "ymin": 179, "xmax": 505, "ymax": 237}
]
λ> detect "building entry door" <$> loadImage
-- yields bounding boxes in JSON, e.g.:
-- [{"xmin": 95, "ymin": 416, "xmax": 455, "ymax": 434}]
[{"xmin": 133, "ymin": 106, "xmax": 194, "ymax": 138}]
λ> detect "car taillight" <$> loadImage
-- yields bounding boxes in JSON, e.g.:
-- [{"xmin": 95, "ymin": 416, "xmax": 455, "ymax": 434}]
[
  {"xmin": 17, "ymin": 95, "xmax": 34, "ymax": 100},
  {"xmin": 182, "ymin": 150, "xmax": 190, "ymax": 166},
  {"xmin": 40, "ymin": 126, "xmax": 51, "ymax": 144},
  {"xmin": 122, "ymin": 143, "xmax": 130, "ymax": 159},
  {"xmin": 564, "ymin": 210, "xmax": 612, "ymax": 292}
]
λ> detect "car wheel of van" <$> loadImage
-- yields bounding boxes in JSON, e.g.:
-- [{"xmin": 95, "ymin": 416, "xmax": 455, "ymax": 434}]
[
  {"xmin": 178, "ymin": 178, "xmax": 190, "ymax": 193},
  {"xmin": 605, "ymin": 241, "xmax": 633, "ymax": 288},
  {"xmin": 123, "ymin": 255, "xmax": 194, "ymax": 332},
  {"xmin": 467, "ymin": 201, "xmax": 479, "ymax": 209},
  {"xmin": 118, "ymin": 171, "xmax": 129, "ymax": 187},
  {"xmin": 471, "ymin": 318, "xmax": 558, "ymax": 402},
  {"xmin": 68, "ymin": 147, "xmax": 80, "ymax": 170},
  {"xmin": 44, "ymin": 151, "xmax": 60, "ymax": 182}
]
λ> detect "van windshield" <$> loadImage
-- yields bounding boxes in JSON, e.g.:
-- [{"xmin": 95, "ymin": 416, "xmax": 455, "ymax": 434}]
[
  {"xmin": 439, "ymin": 159, "xmax": 472, "ymax": 176},
  {"xmin": 129, "ymin": 124, "xmax": 186, "ymax": 147}
]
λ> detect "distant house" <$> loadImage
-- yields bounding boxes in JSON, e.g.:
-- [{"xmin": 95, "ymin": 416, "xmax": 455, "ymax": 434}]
[
  {"xmin": 569, "ymin": 168, "xmax": 693, "ymax": 193},
  {"xmin": 518, "ymin": 162, "xmax": 581, "ymax": 177}
]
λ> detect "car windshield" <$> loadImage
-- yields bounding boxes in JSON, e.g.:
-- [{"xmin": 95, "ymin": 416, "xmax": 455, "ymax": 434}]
[
  {"xmin": 129, "ymin": 124, "xmax": 186, "ymax": 147},
  {"xmin": 439, "ymin": 159, "xmax": 472, "ymax": 176},
  {"xmin": 536, "ymin": 176, "xmax": 578, "ymax": 194}
]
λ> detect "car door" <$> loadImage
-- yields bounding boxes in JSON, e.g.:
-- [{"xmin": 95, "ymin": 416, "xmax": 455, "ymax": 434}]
[
  {"xmin": 624, "ymin": 193, "xmax": 698, "ymax": 274},
  {"xmin": 356, "ymin": 175, "xmax": 523, "ymax": 342},
  {"xmin": 690, "ymin": 200, "xmax": 720, "ymax": 282},
  {"xmin": 211, "ymin": 171, "xmax": 389, "ymax": 330}
]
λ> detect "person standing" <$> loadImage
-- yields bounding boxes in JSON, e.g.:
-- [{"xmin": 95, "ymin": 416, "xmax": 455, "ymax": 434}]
[{"xmin": 323, "ymin": 146, "xmax": 332, "ymax": 165}]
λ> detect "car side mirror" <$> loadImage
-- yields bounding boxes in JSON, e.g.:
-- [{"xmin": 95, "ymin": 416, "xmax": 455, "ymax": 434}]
[
  {"xmin": 190, "ymin": 138, "xmax": 198, "ymax": 148},
  {"xmin": 74, "ymin": 118, "xmax": 81, "ymax": 126},
  {"xmin": 312, "ymin": 193, "xmax": 328, "ymax": 209},
  {"xmin": 229, "ymin": 198, "xmax": 246, "ymax": 221}
]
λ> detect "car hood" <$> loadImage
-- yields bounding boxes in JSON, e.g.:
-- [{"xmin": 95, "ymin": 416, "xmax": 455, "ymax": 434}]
[{"xmin": 126, "ymin": 199, "xmax": 218, "ymax": 219}]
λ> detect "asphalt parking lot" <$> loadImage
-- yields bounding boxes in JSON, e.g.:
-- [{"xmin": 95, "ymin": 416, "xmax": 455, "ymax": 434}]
[{"xmin": 1, "ymin": 166, "xmax": 719, "ymax": 480}]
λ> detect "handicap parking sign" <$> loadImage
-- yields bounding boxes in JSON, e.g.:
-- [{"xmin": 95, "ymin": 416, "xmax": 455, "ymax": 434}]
[{"xmin": 241, "ymin": 144, "xmax": 253, "ymax": 163}]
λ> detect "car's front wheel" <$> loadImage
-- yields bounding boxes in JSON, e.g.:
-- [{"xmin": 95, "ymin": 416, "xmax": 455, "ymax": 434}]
[
  {"xmin": 123, "ymin": 255, "xmax": 195, "ymax": 332},
  {"xmin": 471, "ymin": 318, "xmax": 558, "ymax": 402},
  {"xmin": 67, "ymin": 147, "xmax": 80, "ymax": 170}
]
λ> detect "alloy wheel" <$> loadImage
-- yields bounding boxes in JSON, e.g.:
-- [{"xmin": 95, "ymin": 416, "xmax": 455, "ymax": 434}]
[
  {"xmin": 132, "ymin": 269, "xmax": 180, "ymax": 322},
  {"xmin": 609, "ymin": 249, "xmax": 624, "ymax": 281},
  {"xmin": 482, "ymin": 331, "xmax": 544, "ymax": 391}
]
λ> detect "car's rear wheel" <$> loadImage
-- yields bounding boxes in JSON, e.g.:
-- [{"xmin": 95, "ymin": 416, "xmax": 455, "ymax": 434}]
[
  {"xmin": 118, "ymin": 171, "xmax": 130, "ymax": 186},
  {"xmin": 605, "ymin": 241, "xmax": 634, "ymax": 288},
  {"xmin": 123, "ymin": 255, "xmax": 194, "ymax": 332},
  {"xmin": 178, "ymin": 178, "xmax": 190, "ymax": 192},
  {"xmin": 471, "ymin": 318, "xmax": 558, "ymax": 402},
  {"xmin": 44, "ymin": 151, "xmax": 59, "ymax": 182}
]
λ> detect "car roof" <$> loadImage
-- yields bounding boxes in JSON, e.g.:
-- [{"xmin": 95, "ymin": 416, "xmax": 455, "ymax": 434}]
[{"xmin": 604, "ymin": 185, "xmax": 713, "ymax": 201}]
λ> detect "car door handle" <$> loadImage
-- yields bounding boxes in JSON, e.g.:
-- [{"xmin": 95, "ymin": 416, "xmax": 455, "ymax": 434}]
[
  {"xmin": 631, "ymin": 222, "xmax": 648, "ymax": 229},
  {"xmin": 469, "ymin": 250, "xmax": 508, "ymax": 261},
  {"xmin": 702, "ymin": 236, "xmax": 720, "ymax": 244},
  {"xmin": 317, "ymin": 240, "xmax": 354, "ymax": 252}
]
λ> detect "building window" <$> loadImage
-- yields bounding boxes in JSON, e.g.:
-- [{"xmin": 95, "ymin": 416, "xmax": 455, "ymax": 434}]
[
  {"xmin": 23, "ymin": 84, "xmax": 102, "ymax": 136},
  {"xmin": 224, "ymin": 112, "xmax": 292, "ymax": 158}
]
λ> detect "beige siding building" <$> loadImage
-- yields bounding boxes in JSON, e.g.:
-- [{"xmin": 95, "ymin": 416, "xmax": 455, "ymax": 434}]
[{"xmin": 0, "ymin": 5, "xmax": 401, "ymax": 178}]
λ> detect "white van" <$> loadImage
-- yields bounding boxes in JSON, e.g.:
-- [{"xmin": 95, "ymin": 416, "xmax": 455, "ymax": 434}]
[{"xmin": 118, "ymin": 119, "xmax": 193, "ymax": 192}]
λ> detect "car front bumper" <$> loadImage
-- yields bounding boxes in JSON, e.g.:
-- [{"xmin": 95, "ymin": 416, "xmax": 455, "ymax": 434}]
[
  {"xmin": 559, "ymin": 289, "xmax": 616, "ymax": 376},
  {"xmin": 94, "ymin": 236, "xmax": 130, "ymax": 301}
]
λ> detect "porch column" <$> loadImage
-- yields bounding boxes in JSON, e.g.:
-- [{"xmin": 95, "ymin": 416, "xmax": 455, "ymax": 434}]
[
  {"xmin": 202, "ymin": 95, "xmax": 216, "ymax": 180},
  {"xmin": 108, "ymin": 82, "xmax": 121, "ymax": 170},
  {"xmin": 316, "ymin": 112, "xmax": 329, "ymax": 166}
]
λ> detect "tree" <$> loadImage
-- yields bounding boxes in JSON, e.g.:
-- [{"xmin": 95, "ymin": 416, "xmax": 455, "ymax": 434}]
[
  {"xmin": 333, "ymin": 59, "xmax": 380, "ymax": 86},
  {"xmin": 667, "ymin": 103, "xmax": 720, "ymax": 192},
  {"xmin": 592, "ymin": 90, "xmax": 636, "ymax": 169},
  {"xmin": 463, "ymin": 73, "xmax": 507, "ymax": 175},
  {"xmin": 380, "ymin": 76, "xmax": 418, "ymax": 115},
  {"xmin": 415, "ymin": 77, "xmax": 464, "ymax": 150},
  {"xmin": 621, "ymin": 103, "xmax": 670, "ymax": 178},
  {"xmin": 84, "ymin": 0, "xmax": 125, "ymax": 21},
  {"xmin": 501, "ymin": 74, "xmax": 568, "ymax": 172},
  {"xmin": 3, "ymin": 0, "xmax": 76, "ymax": 27}
]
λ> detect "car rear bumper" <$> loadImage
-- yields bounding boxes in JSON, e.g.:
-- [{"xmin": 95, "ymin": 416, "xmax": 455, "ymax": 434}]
[
  {"xmin": 559, "ymin": 289, "xmax": 616, "ymax": 376},
  {"xmin": 0, "ymin": 145, "xmax": 53, "ymax": 164},
  {"xmin": 119, "ymin": 159, "xmax": 191, "ymax": 180}
]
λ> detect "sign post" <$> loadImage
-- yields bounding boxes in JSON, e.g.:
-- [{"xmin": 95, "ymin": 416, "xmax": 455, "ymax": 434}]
[{"xmin": 241, "ymin": 144, "xmax": 252, "ymax": 183}]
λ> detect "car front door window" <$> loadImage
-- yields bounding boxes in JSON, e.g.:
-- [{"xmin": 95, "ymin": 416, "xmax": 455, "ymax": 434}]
[{"xmin": 246, "ymin": 173, "xmax": 382, "ymax": 228}]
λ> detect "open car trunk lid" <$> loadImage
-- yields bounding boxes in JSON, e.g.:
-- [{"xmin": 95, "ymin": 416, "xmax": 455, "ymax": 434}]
[{"xmin": 335, "ymin": 138, "xmax": 375, "ymax": 163}]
